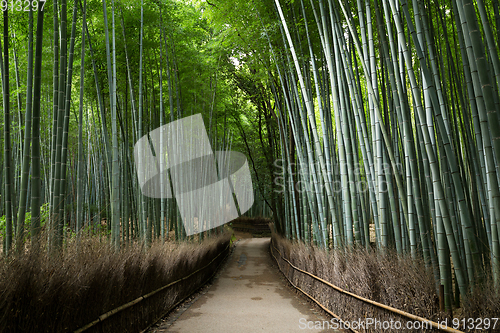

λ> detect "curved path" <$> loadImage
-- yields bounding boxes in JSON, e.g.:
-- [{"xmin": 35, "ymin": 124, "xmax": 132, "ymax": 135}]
[{"xmin": 156, "ymin": 237, "xmax": 337, "ymax": 333}]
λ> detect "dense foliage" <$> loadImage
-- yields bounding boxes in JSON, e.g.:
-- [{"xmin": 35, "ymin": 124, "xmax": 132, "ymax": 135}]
[{"xmin": 1, "ymin": 0, "xmax": 500, "ymax": 315}]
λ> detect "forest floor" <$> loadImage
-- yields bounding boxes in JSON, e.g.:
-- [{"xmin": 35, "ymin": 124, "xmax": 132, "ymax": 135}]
[{"xmin": 147, "ymin": 236, "xmax": 340, "ymax": 333}]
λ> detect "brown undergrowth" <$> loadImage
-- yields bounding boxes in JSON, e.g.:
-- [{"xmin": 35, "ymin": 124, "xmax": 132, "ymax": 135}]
[
  {"xmin": 0, "ymin": 231, "xmax": 230, "ymax": 333},
  {"xmin": 461, "ymin": 276, "xmax": 500, "ymax": 321},
  {"xmin": 230, "ymin": 216, "xmax": 272, "ymax": 237},
  {"xmin": 271, "ymin": 232, "xmax": 440, "ymax": 332}
]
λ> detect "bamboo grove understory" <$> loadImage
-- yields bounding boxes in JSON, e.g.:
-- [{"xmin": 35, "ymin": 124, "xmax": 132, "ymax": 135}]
[{"xmin": 1, "ymin": 0, "xmax": 500, "ymax": 314}]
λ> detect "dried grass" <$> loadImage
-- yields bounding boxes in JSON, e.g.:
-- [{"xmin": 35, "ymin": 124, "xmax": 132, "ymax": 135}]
[
  {"xmin": 271, "ymin": 232, "xmax": 440, "ymax": 332},
  {"xmin": 462, "ymin": 275, "xmax": 500, "ymax": 320},
  {"xmin": 0, "ymin": 231, "xmax": 230, "ymax": 332}
]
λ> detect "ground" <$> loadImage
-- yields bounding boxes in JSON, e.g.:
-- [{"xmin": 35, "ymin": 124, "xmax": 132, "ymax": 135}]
[{"xmin": 147, "ymin": 236, "xmax": 342, "ymax": 333}]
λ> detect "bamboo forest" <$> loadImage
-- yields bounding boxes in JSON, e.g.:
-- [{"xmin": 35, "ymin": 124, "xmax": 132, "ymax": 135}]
[{"xmin": 1, "ymin": 0, "xmax": 500, "ymax": 331}]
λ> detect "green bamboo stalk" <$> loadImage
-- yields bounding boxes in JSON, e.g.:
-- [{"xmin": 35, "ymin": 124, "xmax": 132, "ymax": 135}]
[
  {"xmin": 49, "ymin": 0, "xmax": 59, "ymax": 227},
  {"xmin": 77, "ymin": 0, "xmax": 87, "ymax": 240},
  {"xmin": 31, "ymin": 0, "xmax": 45, "ymax": 247},
  {"xmin": 110, "ymin": 0, "xmax": 120, "ymax": 249},
  {"xmin": 386, "ymin": 0, "xmax": 469, "ymax": 297},
  {"xmin": 16, "ymin": 5, "xmax": 34, "ymax": 252},
  {"xmin": 50, "ymin": 0, "xmax": 68, "ymax": 252},
  {"xmin": 2, "ymin": 9, "xmax": 13, "ymax": 256},
  {"xmin": 58, "ymin": 0, "xmax": 78, "ymax": 247},
  {"xmin": 138, "ymin": 0, "xmax": 147, "ymax": 244},
  {"xmin": 276, "ymin": 0, "xmax": 344, "ymax": 247}
]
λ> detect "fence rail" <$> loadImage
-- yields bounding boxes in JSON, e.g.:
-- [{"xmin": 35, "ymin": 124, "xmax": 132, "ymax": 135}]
[
  {"xmin": 74, "ymin": 241, "xmax": 231, "ymax": 333},
  {"xmin": 270, "ymin": 239, "xmax": 464, "ymax": 333}
]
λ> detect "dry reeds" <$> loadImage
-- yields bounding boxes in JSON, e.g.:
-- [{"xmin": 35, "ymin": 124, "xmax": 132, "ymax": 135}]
[
  {"xmin": 0, "ymin": 232, "xmax": 230, "ymax": 333},
  {"xmin": 271, "ymin": 233, "xmax": 439, "ymax": 332},
  {"xmin": 461, "ymin": 276, "xmax": 500, "ymax": 320}
]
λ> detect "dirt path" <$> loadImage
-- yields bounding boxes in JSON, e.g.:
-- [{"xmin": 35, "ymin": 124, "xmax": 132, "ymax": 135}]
[{"xmin": 153, "ymin": 237, "xmax": 338, "ymax": 333}]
